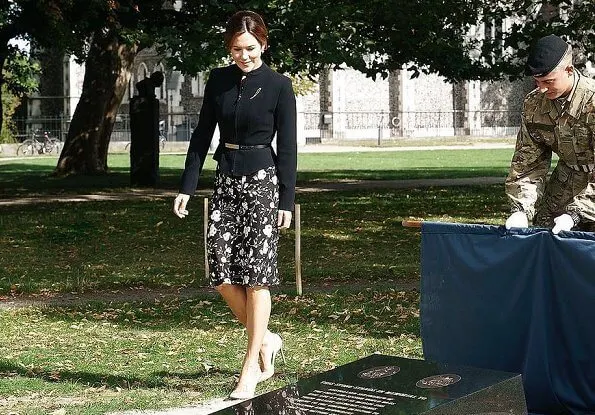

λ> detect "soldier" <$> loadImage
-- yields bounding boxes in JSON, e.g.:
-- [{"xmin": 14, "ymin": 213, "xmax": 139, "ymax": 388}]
[{"xmin": 505, "ymin": 34, "xmax": 595, "ymax": 234}]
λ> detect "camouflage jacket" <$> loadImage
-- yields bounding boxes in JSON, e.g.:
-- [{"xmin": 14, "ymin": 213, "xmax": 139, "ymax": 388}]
[{"xmin": 505, "ymin": 73, "xmax": 595, "ymax": 222}]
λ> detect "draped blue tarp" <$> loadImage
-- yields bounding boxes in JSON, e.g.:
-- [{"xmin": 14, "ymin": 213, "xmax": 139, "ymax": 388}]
[{"xmin": 420, "ymin": 222, "xmax": 595, "ymax": 415}]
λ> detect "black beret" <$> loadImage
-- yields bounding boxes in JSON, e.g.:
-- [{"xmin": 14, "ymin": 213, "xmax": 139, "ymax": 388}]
[{"xmin": 526, "ymin": 34, "xmax": 570, "ymax": 77}]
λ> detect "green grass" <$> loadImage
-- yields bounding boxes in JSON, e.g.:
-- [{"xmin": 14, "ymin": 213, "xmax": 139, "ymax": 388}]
[
  {"xmin": 1, "ymin": 289, "xmax": 422, "ymax": 414},
  {"xmin": 0, "ymin": 148, "xmax": 515, "ymax": 196},
  {"xmin": 0, "ymin": 149, "xmax": 515, "ymax": 414},
  {"xmin": 296, "ymin": 149, "xmax": 514, "ymax": 181},
  {"xmin": 0, "ymin": 186, "xmax": 508, "ymax": 413},
  {"xmin": 0, "ymin": 186, "xmax": 508, "ymax": 295}
]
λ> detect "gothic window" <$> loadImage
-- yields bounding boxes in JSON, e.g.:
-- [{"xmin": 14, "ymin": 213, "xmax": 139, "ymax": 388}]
[
  {"xmin": 189, "ymin": 73, "xmax": 205, "ymax": 97},
  {"xmin": 154, "ymin": 64, "xmax": 165, "ymax": 100},
  {"xmin": 137, "ymin": 63, "xmax": 149, "ymax": 82},
  {"xmin": 128, "ymin": 74, "xmax": 134, "ymax": 100}
]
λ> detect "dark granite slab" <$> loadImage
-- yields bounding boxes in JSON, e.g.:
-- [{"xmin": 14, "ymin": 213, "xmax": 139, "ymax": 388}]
[{"xmin": 212, "ymin": 354, "xmax": 528, "ymax": 414}]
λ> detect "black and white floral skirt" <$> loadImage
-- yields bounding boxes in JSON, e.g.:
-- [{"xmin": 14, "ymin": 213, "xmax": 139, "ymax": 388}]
[{"xmin": 207, "ymin": 166, "xmax": 280, "ymax": 287}]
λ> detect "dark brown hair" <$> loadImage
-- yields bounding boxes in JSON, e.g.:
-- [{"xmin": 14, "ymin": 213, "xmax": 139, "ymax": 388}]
[{"xmin": 224, "ymin": 11, "xmax": 268, "ymax": 50}]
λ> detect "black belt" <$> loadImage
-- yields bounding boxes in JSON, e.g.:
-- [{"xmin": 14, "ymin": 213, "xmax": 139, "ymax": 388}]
[{"xmin": 223, "ymin": 143, "xmax": 269, "ymax": 150}]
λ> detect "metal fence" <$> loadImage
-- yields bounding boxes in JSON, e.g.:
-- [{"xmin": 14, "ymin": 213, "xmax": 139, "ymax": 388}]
[
  {"xmin": 12, "ymin": 116, "xmax": 70, "ymax": 143},
  {"xmin": 303, "ymin": 110, "xmax": 520, "ymax": 142},
  {"xmin": 11, "ymin": 110, "xmax": 520, "ymax": 144}
]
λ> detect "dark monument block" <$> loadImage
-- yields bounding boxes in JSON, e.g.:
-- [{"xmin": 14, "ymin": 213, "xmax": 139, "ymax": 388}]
[
  {"xmin": 213, "ymin": 354, "xmax": 527, "ymax": 414},
  {"xmin": 129, "ymin": 96, "xmax": 159, "ymax": 186},
  {"xmin": 129, "ymin": 72, "xmax": 164, "ymax": 187}
]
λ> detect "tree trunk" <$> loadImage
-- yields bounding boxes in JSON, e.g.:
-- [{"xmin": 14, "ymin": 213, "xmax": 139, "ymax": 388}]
[{"xmin": 54, "ymin": 30, "xmax": 137, "ymax": 176}]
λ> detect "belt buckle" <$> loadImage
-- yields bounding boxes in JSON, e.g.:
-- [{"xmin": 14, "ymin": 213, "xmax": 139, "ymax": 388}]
[{"xmin": 225, "ymin": 143, "xmax": 240, "ymax": 150}]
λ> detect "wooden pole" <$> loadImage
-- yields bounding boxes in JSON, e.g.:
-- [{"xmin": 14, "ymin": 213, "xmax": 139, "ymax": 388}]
[
  {"xmin": 204, "ymin": 197, "xmax": 209, "ymax": 281},
  {"xmin": 402, "ymin": 220, "xmax": 423, "ymax": 228},
  {"xmin": 295, "ymin": 203, "xmax": 302, "ymax": 295}
]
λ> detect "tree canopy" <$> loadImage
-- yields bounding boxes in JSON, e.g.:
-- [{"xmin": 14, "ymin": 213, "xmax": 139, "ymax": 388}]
[
  {"xmin": 0, "ymin": 0, "xmax": 70, "ymax": 133},
  {"xmin": 6, "ymin": 1, "xmax": 595, "ymax": 92},
  {"xmin": 484, "ymin": 0, "xmax": 595, "ymax": 77},
  {"xmin": 4, "ymin": 0, "xmax": 595, "ymax": 174},
  {"xmin": 162, "ymin": 1, "xmax": 595, "ymax": 82}
]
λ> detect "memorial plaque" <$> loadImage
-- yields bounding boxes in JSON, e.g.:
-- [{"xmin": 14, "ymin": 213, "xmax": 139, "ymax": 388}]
[{"xmin": 212, "ymin": 354, "xmax": 527, "ymax": 414}]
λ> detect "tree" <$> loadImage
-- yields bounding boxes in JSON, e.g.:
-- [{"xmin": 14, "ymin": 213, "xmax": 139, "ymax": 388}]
[
  {"xmin": 55, "ymin": 29, "xmax": 139, "ymax": 174},
  {"xmin": 48, "ymin": 0, "xmax": 595, "ymax": 176},
  {"xmin": 1, "ymin": 50, "xmax": 39, "ymax": 142},
  {"xmin": 166, "ymin": 1, "xmax": 594, "ymax": 83},
  {"xmin": 53, "ymin": 1, "xmax": 226, "ymax": 176},
  {"xmin": 54, "ymin": 1, "xmax": 152, "ymax": 175},
  {"xmin": 0, "ymin": 0, "xmax": 68, "ymax": 137},
  {"xmin": 1, "ymin": 83, "xmax": 21, "ymax": 143},
  {"xmin": 261, "ymin": 0, "xmax": 595, "ymax": 82},
  {"xmin": 483, "ymin": 0, "xmax": 595, "ymax": 78}
]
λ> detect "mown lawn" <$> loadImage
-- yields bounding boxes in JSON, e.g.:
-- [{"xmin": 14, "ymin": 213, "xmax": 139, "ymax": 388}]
[
  {"xmin": 0, "ymin": 148, "xmax": 515, "ymax": 196},
  {"xmin": 0, "ymin": 149, "xmax": 514, "ymax": 414},
  {"xmin": 0, "ymin": 289, "xmax": 422, "ymax": 414},
  {"xmin": 0, "ymin": 186, "xmax": 508, "ymax": 295}
]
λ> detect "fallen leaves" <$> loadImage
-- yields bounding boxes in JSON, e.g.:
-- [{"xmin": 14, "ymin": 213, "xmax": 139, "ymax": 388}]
[{"xmin": 1, "ymin": 289, "xmax": 422, "ymax": 412}]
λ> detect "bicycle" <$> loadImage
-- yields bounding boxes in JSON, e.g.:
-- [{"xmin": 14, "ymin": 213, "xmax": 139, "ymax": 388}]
[
  {"xmin": 16, "ymin": 129, "xmax": 62, "ymax": 156},
  {"xmin": 159, "ymin": 130, "xmax": 167, "ymax": 151},
  {"xmin": 124, "ymin": 122, "xmax": 167, "ymax": 152}
]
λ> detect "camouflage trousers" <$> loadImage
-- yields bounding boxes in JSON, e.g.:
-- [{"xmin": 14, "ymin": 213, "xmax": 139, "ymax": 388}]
[{"xmin": 533, "ymin": 161, "xmax": 595, "ymax": 232}]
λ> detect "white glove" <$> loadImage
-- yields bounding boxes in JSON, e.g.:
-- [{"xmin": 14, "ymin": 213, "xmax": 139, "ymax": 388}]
[
  {"xmin": 173, "ymin": 193, "xmax": 190, "ymax": 218},
  {"xmin": 505, "ymin": 211, "xmax": 529, "ymax": 229},
  {"xmin": 552, "ymin": 213, "xmax": 574, "ymax": 234},
  {"xmin": 277, "ymin": 210, "xmax": 292, "ymax": 229}
]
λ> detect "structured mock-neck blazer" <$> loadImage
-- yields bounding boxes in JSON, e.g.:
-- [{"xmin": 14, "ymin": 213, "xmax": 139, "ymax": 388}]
[{"xmin": 180, "ymin": 63, "xmax": 297, "ymax": 211}]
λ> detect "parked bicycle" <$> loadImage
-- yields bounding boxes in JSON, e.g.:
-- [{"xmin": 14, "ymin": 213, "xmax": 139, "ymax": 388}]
[{"xmin": 16, "ymin": 129, "xmax": 62, "ymax": 156}]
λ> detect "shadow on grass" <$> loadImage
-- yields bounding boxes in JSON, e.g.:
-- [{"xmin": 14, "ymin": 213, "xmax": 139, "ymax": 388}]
[
  {"xmin": 0, "ymin": 164, "xmax": 208, "ymax": 196},
  {"xmin": 0, "ymin": 187, "xmax": 507, "ymax": 295},
  {"xmin": 0, "ymin": 160, "xmax": 507, "ymax": 197},
  {"xmin": 0, "ymin": 359, "xmax": 233, "ymax": 390},
  {"xmin": 297, "ymin": 167, "xmax": 507, "ymax": 182},
  {"xmin": 32, "ymin": 288, "xmax": 421, "ymax": 340}
]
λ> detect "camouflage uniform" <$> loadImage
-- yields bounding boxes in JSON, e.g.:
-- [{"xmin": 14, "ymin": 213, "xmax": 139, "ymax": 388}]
[{"xmin": 505, "ymin": 72, "xmax": 595, "ymax": 231}]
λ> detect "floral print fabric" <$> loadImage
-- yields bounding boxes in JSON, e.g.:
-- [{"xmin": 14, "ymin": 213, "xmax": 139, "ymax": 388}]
[{"xmin": 207, "ymin": 166, "xmax": 280, "ymax": 287}]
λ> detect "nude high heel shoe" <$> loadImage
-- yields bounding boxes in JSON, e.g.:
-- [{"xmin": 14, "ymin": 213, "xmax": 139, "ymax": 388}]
[
  {"xmin": 259, "ymin": 333, "xmax": 285, "ymax": 382},
  {"xmin": 229, "ymin": 364, "xmax": 262, "ymax": 400}
]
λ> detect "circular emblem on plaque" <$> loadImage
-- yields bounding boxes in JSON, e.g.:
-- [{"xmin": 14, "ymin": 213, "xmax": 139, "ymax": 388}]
[
  {"xmin": 358, "ymin": 366, "xmax": 401, "ymax": 379},
  {"xmin": 416, "ymin": 374, "xmax": 461, "ymax": 388}
]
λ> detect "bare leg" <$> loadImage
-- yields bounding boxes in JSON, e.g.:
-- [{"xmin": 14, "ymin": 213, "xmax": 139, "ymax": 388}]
[
  {"xmin": 231, "ymin": 286, "xmax": 271, "ymax": 397},
  {"xmin": 216, "ymin": 284, "xmax": 272, "ymax": 369},
  {"xmin": 247, "ymin": 287, "xmax": 271, "ymax": 353},
  {"xmin": 216, "ymin": 284, "xmax": 248, "ymax": 324}
]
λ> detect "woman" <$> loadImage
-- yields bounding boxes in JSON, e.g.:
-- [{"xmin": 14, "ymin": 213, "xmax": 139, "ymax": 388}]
[{"xmin": 172, "ymin": 10, "xmax": 297, "ymax": 400}]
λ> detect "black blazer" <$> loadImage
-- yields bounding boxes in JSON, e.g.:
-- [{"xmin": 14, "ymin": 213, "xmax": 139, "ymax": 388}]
[{"xmin": 180, "ymin": 63, "xmax": 297, "ymax": 211}]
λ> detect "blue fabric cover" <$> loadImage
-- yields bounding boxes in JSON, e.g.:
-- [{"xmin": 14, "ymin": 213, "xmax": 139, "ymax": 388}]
[{"xmin": 420, "ymin": 222, "xmax": 595, "ymax": 415}]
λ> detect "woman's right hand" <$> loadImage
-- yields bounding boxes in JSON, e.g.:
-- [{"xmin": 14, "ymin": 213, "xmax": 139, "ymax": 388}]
[{"xmin": 173, "ymin": 193, "xmax": 190, "ymax": 218}]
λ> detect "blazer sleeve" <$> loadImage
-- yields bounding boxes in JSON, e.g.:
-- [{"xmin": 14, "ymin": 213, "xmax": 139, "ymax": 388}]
[
  {"xmin": 179, "ymin": 70, "xmax": 218, "ymax": 195},
  {"xmin": 274, "ymin": 77, "xmax": 297, "ymax": 211}
]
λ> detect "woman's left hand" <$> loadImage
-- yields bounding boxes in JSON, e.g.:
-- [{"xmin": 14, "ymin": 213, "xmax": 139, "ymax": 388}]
[{"xmin": 277, "ymin": 210, "xmax": 292, "ymax": 229}]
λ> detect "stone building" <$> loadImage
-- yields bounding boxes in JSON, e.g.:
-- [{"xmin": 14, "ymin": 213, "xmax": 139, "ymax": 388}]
[
  {"xmin": 21, "ymin": 0, "xmax": 595, "ymax": 144},
  {"xmin": 26, "ymin": 45, "xmax": 539, "ymax": 144}
]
